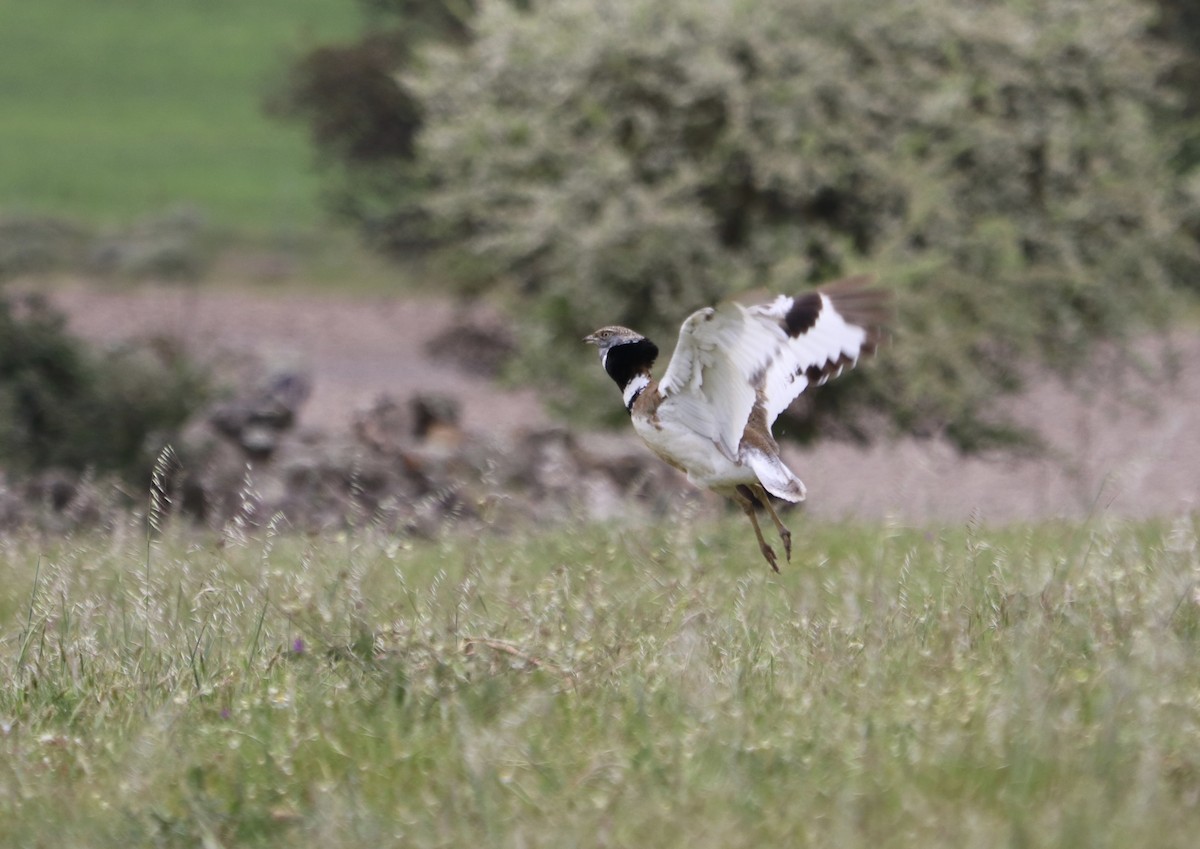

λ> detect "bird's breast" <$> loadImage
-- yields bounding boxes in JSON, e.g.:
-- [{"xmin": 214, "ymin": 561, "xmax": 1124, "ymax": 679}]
[{"xmin": 630, "ymin": 405, "xmax": 753, "ymax": 488}]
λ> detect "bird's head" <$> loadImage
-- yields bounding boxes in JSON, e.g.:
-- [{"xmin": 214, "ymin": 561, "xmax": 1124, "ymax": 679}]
[
  {"xmin": 583, "ymin": 325, "xmax": 645, "ymax": 355},
  {"xmin": 585, "ymin": 326, "xmax": 660, "ymax": 391}
]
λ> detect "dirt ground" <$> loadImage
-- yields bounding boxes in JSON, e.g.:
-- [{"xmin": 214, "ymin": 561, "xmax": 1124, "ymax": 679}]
[{"xmin": 47, "ymin": 282, "xmax": 1200, "ymax": 525}]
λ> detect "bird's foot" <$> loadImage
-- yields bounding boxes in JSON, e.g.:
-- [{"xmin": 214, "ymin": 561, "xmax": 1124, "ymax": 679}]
[
  {"xmin": 780, "ymin": 528, "xmax": 792, "ymax": 562},
  {"xmin": 759, "ymin": 542, "xmax": 780, "ymax": 573}
]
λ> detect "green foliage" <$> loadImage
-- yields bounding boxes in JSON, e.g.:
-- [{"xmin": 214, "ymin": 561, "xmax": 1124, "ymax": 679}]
[
  {"xmin": 392, "ymin": 0, "xmax": 1200, "ymax": 443},
  {"xmin": 0, "ymin": 216, "xmax": 91, "ymax": 279},
  {"xmin": 1154, "ymin": 0, "xmax": 1200, "ymax": 174},
  {"xmin": 271, "ymin": 0, "xmax": 478, "ymax": 252},
  {"xmin": 2, "ymin": 516, "xmax": 1200, "ymax": 846},
  {"xmin": 0, "ymin": 294, "xmax": 210, "ymax": 481},
  {"xmin": 0, "ymin": 209, "xmax": 220, "ymax": 284}
]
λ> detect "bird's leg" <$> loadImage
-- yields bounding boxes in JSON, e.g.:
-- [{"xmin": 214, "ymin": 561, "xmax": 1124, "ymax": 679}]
[
  {"xmin": 733, "ymin": 487, "xmax": 778, "ymax": 573},
  {"xmin": 752, "ymin": 484, "xmax": 792, "ymax": 562}
]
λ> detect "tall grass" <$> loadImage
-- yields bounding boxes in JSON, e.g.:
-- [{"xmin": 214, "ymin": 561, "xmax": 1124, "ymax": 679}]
[
  {"xmin": 2, "ymin": 514, "xmax": 1199, "ymax": 847},
  {"xmin": 0, "ymin": 0, "xmax": 358, "ymax": 233}
]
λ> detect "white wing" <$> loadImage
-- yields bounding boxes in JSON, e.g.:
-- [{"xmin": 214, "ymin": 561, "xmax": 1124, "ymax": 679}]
[
  {"xmin": 658, "ymin": 277, "xmax": 888, "ymax": 451},
  {"xmin": 752, "ymin": 282, "xmax": 887, "ymax": 426},
  {"xmin": 658, "ymin": 303, "xmax": 787, "ymax": 457}
]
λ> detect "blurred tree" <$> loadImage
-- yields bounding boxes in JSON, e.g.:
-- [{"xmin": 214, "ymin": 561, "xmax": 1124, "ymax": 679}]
[
  {"xmin": 0, "ymin": 294, "xmax": 210, "ymax": 482},
  {"xmin": 283, "ymin": 0, "xmax": 1200, "ymax": 447},
  {"xmin": 271, "ymin": 0, "xmax": 477, "ymax": 252},
  {"xmin": 1154, "ymin": 0, "xmax": 1200, "ymax": 150},
  {"xmin": 1152, "ymin": 0, "xmax": 1200, "ymax": 258}
]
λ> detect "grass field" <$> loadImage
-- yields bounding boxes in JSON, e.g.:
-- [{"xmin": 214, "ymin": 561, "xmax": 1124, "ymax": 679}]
[
  {"xmin": 3, "ymin": 513, "xmax": 1199, "ymax": 847},
  {"xmin": 0, "ymin": 0, "xmax": 359, "ymax": 234}
]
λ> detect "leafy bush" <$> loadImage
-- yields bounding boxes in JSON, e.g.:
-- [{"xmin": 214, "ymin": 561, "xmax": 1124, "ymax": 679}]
[
  {"xmin": 0, "ymin": 293, "xmax": 210, "ymax": 482},
  {"xmin": 284, "ymin": 0, "xmax": 1200, "ymax": 446},
  {"xmin": 398, "ymin": 0, "xmax": 1200, "ymax": 445},
  {"xmin": 1155, "ymin": 0, "xmax": 1200, "ymax": 174},
  {"xmin": 0, "ymin": 209, "xmax": 217, "ymax": 284},
  {"xmin": 0, "ymin": 217, "xmax": 91, "ymax": 279},
  {"xmin": 271, "ymin": 0, "xmax": 477, "ymax": 253}
]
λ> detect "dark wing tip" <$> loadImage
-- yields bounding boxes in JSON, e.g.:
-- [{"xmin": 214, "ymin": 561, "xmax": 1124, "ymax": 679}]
[{"xmin": 818, "ymin": 274, "xmax": 893, "ymax": 354}]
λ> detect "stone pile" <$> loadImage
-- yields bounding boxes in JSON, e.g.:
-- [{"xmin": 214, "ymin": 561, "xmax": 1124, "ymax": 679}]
[
  {"xmin": 0, "ymin": 373, "xmax": 696, "ymax": 536},
  {"xmin": 174, "ymin": 385, "xmax": 695, "ymax": 536}
]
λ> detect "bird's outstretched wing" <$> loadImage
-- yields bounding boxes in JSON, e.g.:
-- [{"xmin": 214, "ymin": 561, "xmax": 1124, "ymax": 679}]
[
  {"xmin": 658, "ymin": 276, "xmax": 888, "ymax": 454},
  {"xmin": 752, "ymin": 277, "xmax": 889, "ymax": 426}
]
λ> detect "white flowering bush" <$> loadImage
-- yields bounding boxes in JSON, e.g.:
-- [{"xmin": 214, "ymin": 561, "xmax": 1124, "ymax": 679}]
[{"xmin": 396, "ymin": 0, "xmax": 1199, "ymax": 443}]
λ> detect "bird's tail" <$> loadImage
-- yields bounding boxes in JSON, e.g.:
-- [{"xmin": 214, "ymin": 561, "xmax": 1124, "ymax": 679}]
[{"xmin": 745, "ymin": 452, "xmax": 807, "ymax": 503}]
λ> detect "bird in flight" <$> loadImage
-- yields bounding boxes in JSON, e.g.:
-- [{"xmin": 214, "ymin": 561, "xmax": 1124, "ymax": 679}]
[{"xmin": 585, "ymin": 276, "xmax": 889, "ymax": 571}]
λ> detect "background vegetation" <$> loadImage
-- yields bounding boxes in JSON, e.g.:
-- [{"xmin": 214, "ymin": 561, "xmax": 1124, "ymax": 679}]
[
  {"xmin": 3, "ymin": 0, "xmax": 1200, "ymax": 465},
  {"xmin": 1155, "ymin": 0, "xmax": 1200, "ymax": 173},
  {"xmin": 0, "ymin": 0, "xmax": 356, "ymax": 483},
  {"xmin": 284, "ymin": 0, "xmax": 1200, "ymax": 445},
  {"xmin": 0, "ymin": 0, "xmax": 357, "ymax": 233},
  {"xmin": 0, "ymin": 294, "xmax": 210, "ymax": 482},
  {"xmin": 3, "ymin": 516, "xmax": 1199, "ymax": 847}
]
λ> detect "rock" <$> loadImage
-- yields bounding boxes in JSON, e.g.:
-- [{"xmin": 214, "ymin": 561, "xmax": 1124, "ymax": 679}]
[
  {"xmin": 411, "ymin": 392, "xmax": 462, "ymax": 445},
  {"xmin": 353, "ymin": 395, "xmax": 414, "ymax": 455},
  {"xmin": 209, "ymin": 370, "xmax": 312, "ymax": 459},
  {"xmin": 424, "ymin": 319, "xmax": 516, "ymax": 377},
  {"xmin": 0, "ymin": 373, "xmax": 706, "ymax": 535}
]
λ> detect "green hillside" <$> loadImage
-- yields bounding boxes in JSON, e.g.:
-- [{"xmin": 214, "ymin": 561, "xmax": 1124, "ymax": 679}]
[{"xmin": 0, "ymin": 0, "xmax": 359, "ymax": 233}]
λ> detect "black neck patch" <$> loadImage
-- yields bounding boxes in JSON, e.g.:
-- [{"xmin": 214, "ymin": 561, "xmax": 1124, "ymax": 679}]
[{"xmin": 604, "ymin": 338, "xmax": 659, "ymax": 390}]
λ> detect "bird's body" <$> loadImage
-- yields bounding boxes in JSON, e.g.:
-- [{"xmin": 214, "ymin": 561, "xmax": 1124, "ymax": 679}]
[
  {"xmin": 585, "ymin": 276, "xmax": 889, "ymax": 571},
  {"xmin": 628, "ymin": 381, "xmax": 801, "ymax": 498}
]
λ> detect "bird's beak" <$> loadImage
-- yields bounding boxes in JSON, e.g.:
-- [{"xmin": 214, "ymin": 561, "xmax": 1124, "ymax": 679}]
[{"xmin": 583, "ymin": 333, "xmax": 598, "ymax": 345}]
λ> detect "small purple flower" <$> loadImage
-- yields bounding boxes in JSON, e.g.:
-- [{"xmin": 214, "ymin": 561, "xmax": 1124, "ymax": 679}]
[
  {"xmin": 220, "ymin": 708, "xmax": 231, "ymax": 720},
  {"xmin": 292, "ymin": 637, "xmax": 306, "ymax": 655}
]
